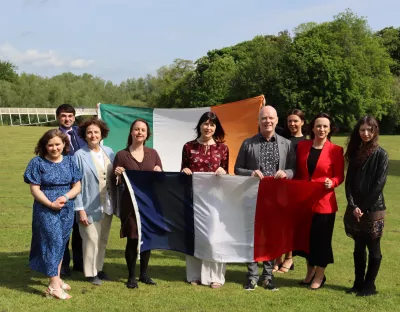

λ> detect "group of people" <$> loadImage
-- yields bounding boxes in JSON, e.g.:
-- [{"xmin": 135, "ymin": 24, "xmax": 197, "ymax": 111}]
[{"xmin": 24, "ymin": 103, "xmax": 388, "ymax": 300}]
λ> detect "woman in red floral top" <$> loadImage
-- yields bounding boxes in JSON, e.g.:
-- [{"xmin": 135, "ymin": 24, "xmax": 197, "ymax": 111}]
[{"xmin": 181, "ymin": 111, "xmax": 229, "ymax": 289}]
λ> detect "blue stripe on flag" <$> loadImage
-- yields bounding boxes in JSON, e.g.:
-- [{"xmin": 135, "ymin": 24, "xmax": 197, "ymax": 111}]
[{"xmin": 125, "ymin": 170, "xmax": 194, "ymax": 255}]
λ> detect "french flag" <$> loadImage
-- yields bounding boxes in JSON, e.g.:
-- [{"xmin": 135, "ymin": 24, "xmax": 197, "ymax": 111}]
[{"xmin": 121, "ymin": 171, "xmax": 326, "ymax": 262}]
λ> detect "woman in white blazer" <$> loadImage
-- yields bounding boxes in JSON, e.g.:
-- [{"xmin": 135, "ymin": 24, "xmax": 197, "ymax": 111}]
[{"xmin": 74, "ymin": 117, "xmax": 115, "ymax": 285}]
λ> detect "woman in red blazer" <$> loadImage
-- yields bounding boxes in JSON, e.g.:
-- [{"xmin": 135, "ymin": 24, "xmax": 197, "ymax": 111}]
[{"xmin": 296, "ymin": 113, "xmax": 344, "ymax": 290}]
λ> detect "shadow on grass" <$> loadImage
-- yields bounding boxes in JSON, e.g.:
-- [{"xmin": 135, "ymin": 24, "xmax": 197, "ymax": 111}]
[
  {"xmin": 389, "ymin": 160, "xmax": 400, "ymax": 177},
  {"xmin": 0, "ymin": 250, "xmax": 348, "ymax": 294},
  {"xmin": 0, "ymin": 249, "xmax": 189, "ymax": 294},
  {"xmin": 225, "ymin": 263, "xmax": 348, "ymax": 292},
  {"xmin": 0, "ymin": 251, "xmax": 48, "ymax": 296}
]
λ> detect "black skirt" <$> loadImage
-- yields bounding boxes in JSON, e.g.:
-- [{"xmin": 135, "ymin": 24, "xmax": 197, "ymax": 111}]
[
  {"xmin": 295, "ymin": 213, "xmax": 336, "ymax": 267},
  {"xmin": 308, "ymin": 213, "xmax": 336, "ymax": 267}
]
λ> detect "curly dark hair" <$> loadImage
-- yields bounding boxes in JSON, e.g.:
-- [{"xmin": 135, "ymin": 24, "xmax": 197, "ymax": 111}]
[
  {"xmin": 78, "ymin": 117, "xmax": 109, "ymax": 142},
  {"xmin": 35, "ymin": 129, "xmax": 70, "ymax": 157},
  {"xmin": 127, "ymin": 118, "xmax": 151, "ymax": 147},
  {"xmin": 309, "ymin": 112, "xmax": 336, "ymax": 140},
  {"xmin": 195, "ymin": 112, "xmax": 226, "ymax": 143},
  {"xmin": 345, "ymin": 116, "xmax": 380, "ymax": 165}
]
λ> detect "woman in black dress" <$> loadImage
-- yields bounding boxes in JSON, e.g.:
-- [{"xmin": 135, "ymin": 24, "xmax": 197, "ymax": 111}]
[
  {"xmin": 287, "ymin": 108, "xmax": 306, "ymax": 149},
  {"xmin": 274, "ymin": 109, "xmax": 307, "ymax": 273},
  {"xmin": 344, "ymin": 116, "xmax": 389, "ymax": 296},
  {"xmin": 114, "ymin": 119, "xmax": 163, "ymax": 289}
]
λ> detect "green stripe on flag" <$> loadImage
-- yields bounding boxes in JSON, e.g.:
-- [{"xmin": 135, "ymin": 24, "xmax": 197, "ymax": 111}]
[{"xmin": 99, "ymin": 104, "xmax": 154, "ymax": 152}]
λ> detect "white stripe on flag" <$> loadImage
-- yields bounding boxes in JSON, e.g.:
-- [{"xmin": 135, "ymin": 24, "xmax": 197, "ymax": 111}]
[
  {"xmin": 153, "ymin": 108, "xmax": 210, "ymax": 172},
  {"xmin": 122, "ymin": 171, "xmax": 142, "ymax": 259},
  {"xmin": 192, "ymin": 173, "xmax": 259, "ymax": 263}
]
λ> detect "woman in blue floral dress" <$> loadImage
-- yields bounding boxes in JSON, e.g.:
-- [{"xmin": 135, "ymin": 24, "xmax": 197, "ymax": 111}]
[{"xmin": 24, "ymin": 129, "xmax": 82, "ymax": 299}]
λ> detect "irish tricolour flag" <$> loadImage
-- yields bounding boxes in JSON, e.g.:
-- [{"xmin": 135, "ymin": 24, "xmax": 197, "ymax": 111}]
[
  {"xmin": 98, "ymin": 95, "xmax": 264, "ymax": 172},
  {"xmin": 122, "ymin": 171, "xmax": 326, "ymax": 262}
]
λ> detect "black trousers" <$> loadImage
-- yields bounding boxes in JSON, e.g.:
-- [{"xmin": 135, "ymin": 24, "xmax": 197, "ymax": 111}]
[{"xmin": 62, "ymin": 218, "xmax": 83, "ymax": 271}]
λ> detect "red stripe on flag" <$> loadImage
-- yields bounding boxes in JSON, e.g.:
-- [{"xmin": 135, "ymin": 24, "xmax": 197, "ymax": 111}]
[{"xmin": 254, "ymin": 178, "xmax": 326, "ymax": 262}]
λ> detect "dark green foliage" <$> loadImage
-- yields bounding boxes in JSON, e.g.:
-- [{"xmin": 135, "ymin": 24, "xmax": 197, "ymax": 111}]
[
  {"xmin": 282, "ymin": 11, "xmax": 394, "ymax": 129},
  {"xmin": 376, "ymin": 26, "xmax": 400, "ymax": 76},
  {"xmin": 0, "ymin": 60, "xmax": 18, "ymax": 83}
]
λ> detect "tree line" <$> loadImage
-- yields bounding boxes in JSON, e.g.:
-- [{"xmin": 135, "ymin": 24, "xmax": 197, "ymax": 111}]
[{"xmin": 1, "ymin": 10, "xmax": 400, "ymax": 132}]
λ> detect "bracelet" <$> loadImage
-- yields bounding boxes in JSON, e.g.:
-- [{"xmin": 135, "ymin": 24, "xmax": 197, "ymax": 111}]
[{"xmin": 63, "ymin": 194, "xmax": 69, "ymax": 201}]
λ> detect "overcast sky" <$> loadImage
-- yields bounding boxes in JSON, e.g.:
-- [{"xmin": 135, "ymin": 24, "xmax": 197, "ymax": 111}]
[{"xmin": 1, "ymin": 0, "xmax": 399, "ymax": 83}]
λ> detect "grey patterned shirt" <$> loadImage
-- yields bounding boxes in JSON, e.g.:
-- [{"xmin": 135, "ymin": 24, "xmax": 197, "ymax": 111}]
[{"xmin": 259, "ymin": 133, "xmax": 279, "ymax": 177}]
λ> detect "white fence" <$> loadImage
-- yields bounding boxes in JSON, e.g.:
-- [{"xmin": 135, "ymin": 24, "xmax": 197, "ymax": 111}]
[{"xmin": 0, "ymin": 107, "xmax": 97, "ymax": 126}]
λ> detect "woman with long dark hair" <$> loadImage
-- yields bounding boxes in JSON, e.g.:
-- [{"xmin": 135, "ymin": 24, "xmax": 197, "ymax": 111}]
[
  {"xmin": 181, "ymin": 111, "xmax": 229, "ymax": 288},
  {"xmin": 343, "ymin": 116, "xmax": 388, "ymax": 296},
  {"xmin": 295, "ymin": 113, "xmax": 344, "ymax": 290},
  {"xmin": 114, "ymin": 118, "xmax": 162, "ymax": 289}
]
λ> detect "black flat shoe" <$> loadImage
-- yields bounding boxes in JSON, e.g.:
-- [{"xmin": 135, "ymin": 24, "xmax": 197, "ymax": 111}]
[
  {"xmin": 139, "ymin": 276, "xmax": 157, "ymax": 285},
  {"xmin": 87, "ymin": 276, "xmax": 102, "ymax": 286},
  {"xmin": 345, "ymin": 286, "xmax": 362, "ymax": 294},
  {"xmin": 309, "ymin": 275, "xmax": 326, "ymax": 290},
  {"xmin": 98, "ymin": 271, "xmax": 112, "ymax": 281},
  {"xmin": 127, "ymin": 278, "xmax": 138, "ymax": 289},
  {"xmin": 356, "ymin": 285, "xmax": 377, "ymax": 297}
]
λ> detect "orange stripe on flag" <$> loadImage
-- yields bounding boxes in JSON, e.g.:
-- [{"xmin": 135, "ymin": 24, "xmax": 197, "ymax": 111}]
[{"xmin": 211, "ymin": 95, "xmax": 264, "ymax": 174}]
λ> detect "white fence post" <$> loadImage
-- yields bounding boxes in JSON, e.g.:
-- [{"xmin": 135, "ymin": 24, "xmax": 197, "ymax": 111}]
[{"xmin": 9, "ymin": 108, "xmax": 13, "ymax": 126}]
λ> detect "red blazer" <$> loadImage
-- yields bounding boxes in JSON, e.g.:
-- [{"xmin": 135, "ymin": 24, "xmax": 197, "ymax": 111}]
[{"xmin": 295, "ymin": 139, "xmax": 344, "ymax": 214}]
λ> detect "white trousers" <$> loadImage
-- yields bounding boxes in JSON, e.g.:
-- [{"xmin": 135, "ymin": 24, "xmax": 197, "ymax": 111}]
[
  {"xmin": 79, "ymin": 213, "xmax": 113, "ymax": 277},
  {"xmin": 185, "ymin": 255, "xmax": 226, "ymax": 285}
]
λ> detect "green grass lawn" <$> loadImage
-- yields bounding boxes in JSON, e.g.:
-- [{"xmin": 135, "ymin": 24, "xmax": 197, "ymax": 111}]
[{"xmin": 0, "ymin": 126, "xmax": 399, "ymax": 312}]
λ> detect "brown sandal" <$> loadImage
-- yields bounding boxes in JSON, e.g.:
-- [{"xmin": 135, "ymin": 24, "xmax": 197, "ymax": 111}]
[
  {"xmin": 272, "ymin": 263, "xmax": 281, "ymax": 272},
  {"xmin": 277, "ymin": 258, "xmax": 294, "ymax": 273}
]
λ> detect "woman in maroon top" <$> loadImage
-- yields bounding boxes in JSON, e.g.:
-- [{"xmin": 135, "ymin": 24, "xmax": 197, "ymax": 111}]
[
  {"xmin": 181, "ymin": 111, "xmax": 229, "ymax": 289},
  {"xmin": 114, "ymin": 118, "xmax": 162, "ymax": 289}
]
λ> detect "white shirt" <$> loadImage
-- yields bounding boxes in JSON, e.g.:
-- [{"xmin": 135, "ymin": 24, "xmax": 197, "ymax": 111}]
[
  {"xmin": 90, "ymin": 149, "xmax": 112, "ymax": 216},
  {"xmin": 91, "ymin": 149, "xmax": 105, "ymax": 169}
]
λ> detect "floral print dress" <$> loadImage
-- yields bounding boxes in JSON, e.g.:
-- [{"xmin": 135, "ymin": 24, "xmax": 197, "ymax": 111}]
[
  {"xmin": 24, "ymin": 156, "xmax": 82, "ymax": 276},
  {"xmin": 181, "ymin": 140, "xmax": 229, "ymax": 173}
]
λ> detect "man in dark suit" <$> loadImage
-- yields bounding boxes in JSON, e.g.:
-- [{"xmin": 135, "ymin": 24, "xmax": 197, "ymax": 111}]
[
  {"xmin": 234, "ymin": 105, "xmax": 296, "ymax": 291},
  {"xmin": 56, "ymin": 104, "xmax": 86, "ymax": 276}
]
